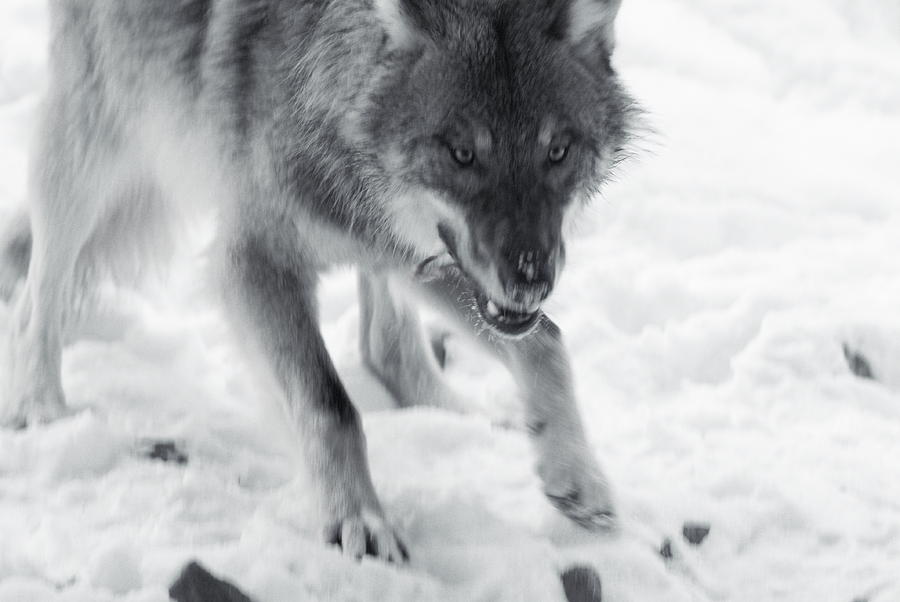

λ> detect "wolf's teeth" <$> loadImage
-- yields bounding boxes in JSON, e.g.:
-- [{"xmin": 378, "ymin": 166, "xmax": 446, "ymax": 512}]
[{"xmin": 486, "ymin": 300, "xmax": 500, "ymax": 317}]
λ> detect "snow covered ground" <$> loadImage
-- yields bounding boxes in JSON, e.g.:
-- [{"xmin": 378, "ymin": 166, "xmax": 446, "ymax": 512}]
[{"xmin": 2, "ymin": 0, "xmax": 900, "ymax": 600}]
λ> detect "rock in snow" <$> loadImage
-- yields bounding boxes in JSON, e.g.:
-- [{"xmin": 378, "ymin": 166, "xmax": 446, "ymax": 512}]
[
  {"xmin": 682, "ymin": 522, "xmax": 711, "ymax": 546},
  {"xmin": 169, "ymin": 562, "xmax": 254, "ymax": 602},
  {"xmin": 659, "ymin": 538, "xmax": 674, "ymax": 562},
  {"xmin": 842, "ymin": 344, "xmax": 875, "ymax": 381},
  {"xmin": 139, "ymin": 439, "xmax": 189, "ymax": 465},
  {"xmin": 560, "ymin": 566, "xmax": 603, "ymax": 602}
]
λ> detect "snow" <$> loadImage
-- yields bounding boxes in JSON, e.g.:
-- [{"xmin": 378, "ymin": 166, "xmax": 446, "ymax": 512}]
[{"xmin": 2, "ymin": 1, "xmax": 900, "ymax": 600}]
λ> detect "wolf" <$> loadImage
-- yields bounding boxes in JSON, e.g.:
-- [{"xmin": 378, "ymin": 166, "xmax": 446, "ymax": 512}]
[{"xmin": 1, "ymin": 0, "xmax": 636, "ymax": 562}]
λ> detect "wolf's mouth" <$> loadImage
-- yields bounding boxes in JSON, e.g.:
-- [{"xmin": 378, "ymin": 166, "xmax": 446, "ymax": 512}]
[
  {"xmin": 473, "ymin": 289, "xmax": 542, "ymax": 337},
  {"xmin": 418, "ymin": 234, "xmax": 543, "ymax": 338}
]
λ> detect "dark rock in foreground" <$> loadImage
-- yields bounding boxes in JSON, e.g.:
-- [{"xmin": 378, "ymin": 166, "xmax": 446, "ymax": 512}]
[
  {"xmin": 141, "ymin": 439, "xmax": 189, "ymax": 465},
  {"xmin": 169, "ymin": 561, "xmax": 253, "ymax": 602},
  {"xmin": 682, "ymin": 522, "xmax": 711, "ymax": 545},
  {"xmin": 843, "ymin": 344, "xmax": 875, "ymax": 380},
  {"xmin": 561, "ymin": 565, "xmax": 603, "ymax": 602},
  {"xmin": 659, "ymin": 538, "xmax": 674, "ymax": 561}
]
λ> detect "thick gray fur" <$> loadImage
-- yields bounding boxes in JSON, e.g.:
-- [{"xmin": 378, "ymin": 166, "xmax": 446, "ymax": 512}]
[{"xmin": 1, "ymin": 0, "xmax": 636, "ymax": 561}]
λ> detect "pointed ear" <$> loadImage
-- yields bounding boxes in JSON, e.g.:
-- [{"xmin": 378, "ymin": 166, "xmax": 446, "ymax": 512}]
[
  {"xmin": 373, "ymin": 0, "xmax": 451, "ymax": 50},
  {"xmin": 567, "ymin": 0, "xmax": 622, "ymax": 52},
  {"xmin": 373, "ymin": 0, "xmax": 418, "ymax": 50}
]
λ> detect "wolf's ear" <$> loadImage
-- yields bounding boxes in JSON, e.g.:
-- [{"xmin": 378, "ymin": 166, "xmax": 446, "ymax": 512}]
[
  {"xmin": 563, "ymin": 0, "xmax": 622, "ymax": 53},
  {"xmin": 375, "ymin": 0, "xmax": 444, "ymax": 50},
  {"xmin": 374, "ymin": 0, "xmax": 417, "ymax": 49},
  {"xmin": 375, "ymin": 0, "xmax": 457, "ymax": 50}
]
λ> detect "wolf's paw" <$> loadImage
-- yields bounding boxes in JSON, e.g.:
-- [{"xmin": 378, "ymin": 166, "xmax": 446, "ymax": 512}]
[
  {"xmin": 325, "ymin": 509, "xmax": 409, "ymax": 563},
  {"xmin": 540, "ymin": 457, "xmax": 616, "ymax": 531}
]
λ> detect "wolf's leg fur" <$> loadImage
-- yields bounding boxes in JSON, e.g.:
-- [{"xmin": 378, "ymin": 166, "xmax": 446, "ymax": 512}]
[
  {"xmin": 412, "ymin": 268, "xmax": 615, "ymax": 529},
  {"xmin": 2, "ymin": 85, "xmax": 166, "ymax": 427},
  {"xmin": 2, "ymin": 109, "xmax": 105, "ymax": 428},
  {"xmin": 3, "ymin": 238, "xmax": 77, "ymax": 428},
  {"xmin": 223, "ymin": 236, "xmax": 407, "ymax": 562},
  {"xmin": 358, "ymin": 271, "xmax": 462, "ymax": 410},
  {"xmin": 3, "ymin": 95, "xmax": 102, "ymax": 427}
]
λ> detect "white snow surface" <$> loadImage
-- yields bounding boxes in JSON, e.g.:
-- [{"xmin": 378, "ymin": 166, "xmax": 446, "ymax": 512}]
[{"xmin": 2, "ymin": 1, "xmax": 900, "ymax": 601}]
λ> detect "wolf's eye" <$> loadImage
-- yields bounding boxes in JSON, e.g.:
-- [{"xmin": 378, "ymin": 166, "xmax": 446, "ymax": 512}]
[
  {"xmin": 548, "ymin": 145, "xmax": 568, "ymax": 163},
  {"xmin": 450, "ymin": 147, "xmax": 475, "ymax": 166}
]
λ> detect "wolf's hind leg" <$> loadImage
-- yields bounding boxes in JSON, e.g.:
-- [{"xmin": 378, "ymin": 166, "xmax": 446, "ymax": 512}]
[
  {"xmin": 358, "ymin": 271, "xmax": 462, "ymax": 411},
  {"xmin": 1, "ymin": 88, "xmax": 158, "ymax": 428},
  {"xmin": 413, "ymin": 268, "xmax": 616, "ymax": 530},
  {"xmin": 223, "ymin": 237, "xmax": 407, "ymax": 562},
  {"xmin": 4, "ymin": 248, "xmax": 76, "ymax": 429},
  {"xmin": 2, "ymin": 126, "xmax": 107, "ymax": 428}
]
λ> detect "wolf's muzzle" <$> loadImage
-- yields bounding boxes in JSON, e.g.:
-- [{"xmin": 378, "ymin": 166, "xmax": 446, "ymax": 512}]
[
  {"xmin": 435, "ymin": 223, "xmax": 559, "ymax": 338},
  {"xmin": 498, "ymin": 248, "xmax": 556, "ymax": 310}
]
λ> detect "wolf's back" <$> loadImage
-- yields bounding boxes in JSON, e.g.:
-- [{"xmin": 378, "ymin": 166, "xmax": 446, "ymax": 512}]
[{"xmin": 46, "ymin": 0, "xmax": 222, "ymax": 105}]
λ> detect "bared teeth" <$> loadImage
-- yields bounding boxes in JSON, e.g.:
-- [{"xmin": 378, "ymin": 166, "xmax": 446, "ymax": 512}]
[{"xmin": 479, "ymin": 293, "xmax": 540, "ymax": 332}]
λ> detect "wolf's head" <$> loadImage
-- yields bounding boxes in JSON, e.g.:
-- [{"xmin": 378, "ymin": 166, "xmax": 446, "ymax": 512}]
[{"xmin": 368, "ymin": 0, "xmax": 635, "ymax": 337}]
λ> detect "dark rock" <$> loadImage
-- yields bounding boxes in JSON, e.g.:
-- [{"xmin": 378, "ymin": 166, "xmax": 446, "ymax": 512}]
[
  {"xmin": 169, "ymin": 561, "xmax": 253, "ymax": 602},
  {"xmin": 843, "ymin": 344, "xmax": 875, "ymax": 380},
  {"xmin": 659, "ymin": 538, "xmax": 674, "ymax": 561},
  {"xmin": 682, "ymin": 522, "xmax": 711, "ymax": 545},
  {"xmin": 142, "ymin": 440, "xmax": 188, "ymax": 465},
  {"xmin": 560, "ymin": 565, "xmax": 602, "ymax": 602}
]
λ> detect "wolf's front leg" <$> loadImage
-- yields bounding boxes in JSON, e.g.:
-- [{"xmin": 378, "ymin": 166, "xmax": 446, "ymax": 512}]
[
  {"xmin": 504, "ymin": 317, "xmax": 616, "ymax": 530},
  {"xmin": 416, "ymin": 269, "xmax": 615, "ymax": 529},
  {"xmin": 224, "ymin": 237, "xmax": 407, "ymax": 562},
  {"xmin": 358, "ymin": 271, "xmax": 464, "ymax": 411}
]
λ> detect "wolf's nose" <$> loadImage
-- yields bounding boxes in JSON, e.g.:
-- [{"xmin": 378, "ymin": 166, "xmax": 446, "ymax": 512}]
[
  {"xmin": 516, "ymin": 251, "xmax": 550, "ymax": 285},
  {"xmin": 500, "ymin": 250, "xmax": 555, "ymax": 305}
]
